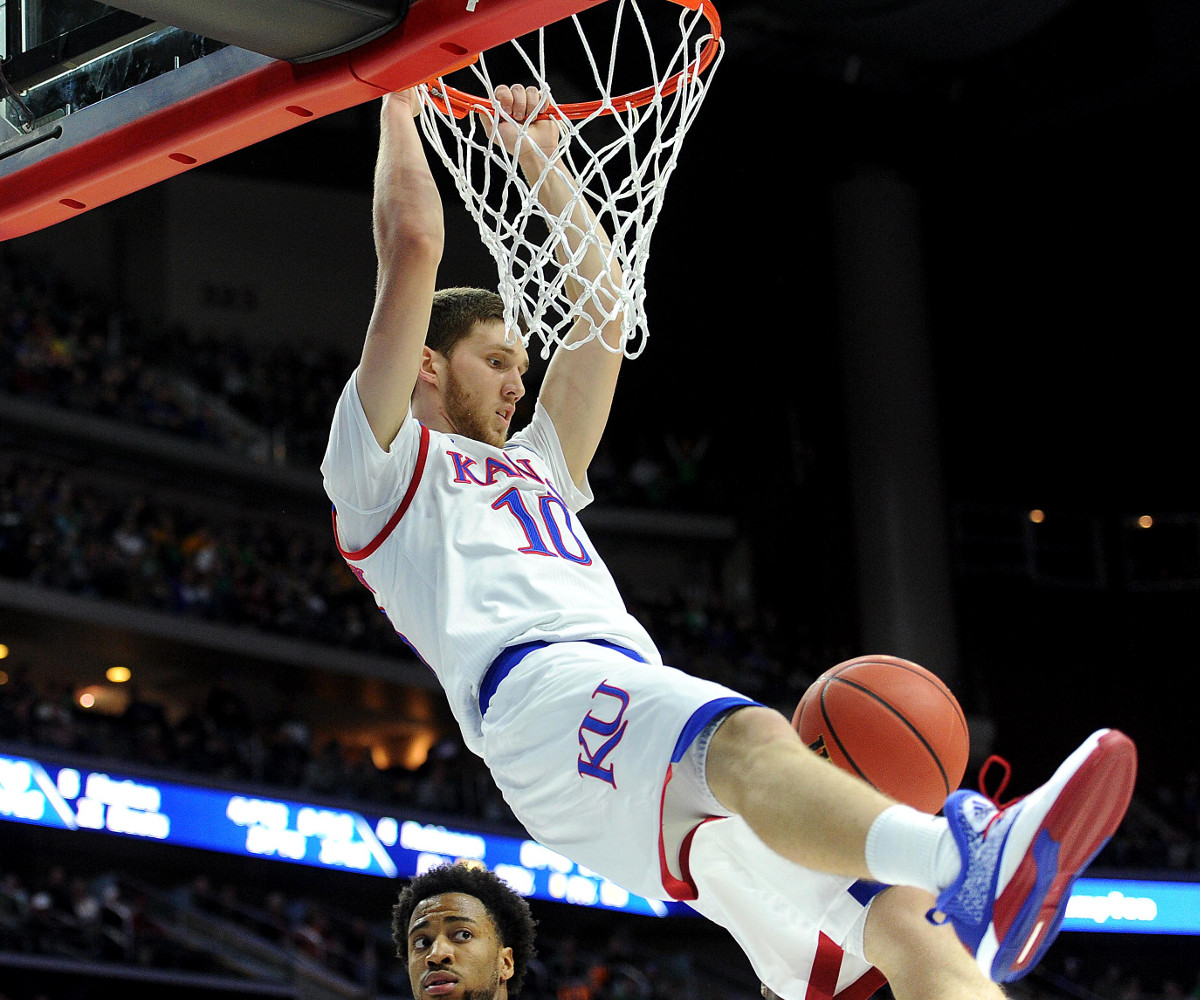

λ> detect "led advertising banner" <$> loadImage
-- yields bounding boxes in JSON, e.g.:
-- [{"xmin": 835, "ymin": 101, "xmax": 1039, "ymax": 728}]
[
  {"xmin": 1062, "ymin": 877, "xmax": 1200, "ymax": 936},
  {"xmin": 0, "ymin": 750, "xmax": 687, "ymax": 917},
  {"xmin": 3, "ymin": 750, "xmax": 1197, "ymax": 932}
]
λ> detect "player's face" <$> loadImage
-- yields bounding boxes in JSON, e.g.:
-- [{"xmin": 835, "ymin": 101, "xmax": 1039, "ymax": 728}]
[
  {"xmin": 441, "ymin": 320, "xmax": 529, "ymax": 448},
  {"xmin": 407, "ymin": 892, "xmax": 514, "ymax": 1000}
]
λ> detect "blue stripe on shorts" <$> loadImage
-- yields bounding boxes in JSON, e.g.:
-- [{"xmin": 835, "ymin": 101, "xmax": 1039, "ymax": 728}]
[
  {"xmin": 478, "ymin": 638, "xmax": 647, "ymax": 717},
  {"xmin": 848, "ymin": 879, "xmax": 888, "ymax": 905},
  {"xmin": 670, "ymin": 696, "xmax": 758, "ymax": 763}
]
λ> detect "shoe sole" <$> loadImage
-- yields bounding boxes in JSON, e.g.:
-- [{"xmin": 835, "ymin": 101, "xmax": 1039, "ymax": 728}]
[{"xmin": 979, "ymin": 728, "xmax": 1137, "ymax": 982}]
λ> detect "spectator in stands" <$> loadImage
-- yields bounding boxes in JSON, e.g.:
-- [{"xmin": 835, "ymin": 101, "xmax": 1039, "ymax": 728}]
[
  {"xmin": 392, "ymin": 862, "xmax": 538, "ymax": 1000},
  {"xmin": 0, "ymin": 872, "xmax": 32, "ymax": 952},
  {"xmin": 293, "ymin": 905, "xmax": 334, "ymax": 963},
  {"xmin": 97, "ymin": 881, "xmax": 136, "ymax": 961},
  {"xmin": 4, "ymin": 251, "xmax": 738, "ymax": 511},
  {"xmin": 303, "ymin": 736, "xmax": 351, "ymax": 795}
]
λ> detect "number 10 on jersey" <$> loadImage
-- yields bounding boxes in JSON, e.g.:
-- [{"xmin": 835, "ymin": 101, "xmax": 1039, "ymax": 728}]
[{"xmin": 491, "ymin": 487, "xmax": 592, "ymax": 565}]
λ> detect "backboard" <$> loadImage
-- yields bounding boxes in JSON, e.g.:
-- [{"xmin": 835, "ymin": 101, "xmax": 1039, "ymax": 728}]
[{"xmin": 0, "ymin": 0, "xmax": 608, "ymax": 241}]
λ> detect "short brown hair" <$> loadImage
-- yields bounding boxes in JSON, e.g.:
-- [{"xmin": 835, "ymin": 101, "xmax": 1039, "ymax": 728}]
[{"xmin": 428, "ymin": 287, "xmax": 505, "ymax": 356}]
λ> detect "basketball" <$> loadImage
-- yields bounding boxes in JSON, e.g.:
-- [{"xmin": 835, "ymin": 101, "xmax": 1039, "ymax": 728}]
[{"xmin": 791, "ymin": 654, "xmax": 970, "ymax": 814}]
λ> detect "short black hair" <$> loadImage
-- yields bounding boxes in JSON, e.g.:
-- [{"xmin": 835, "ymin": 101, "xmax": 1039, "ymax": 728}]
[{"xmin": 392, "ymin": 863, "xmax": 538, "ymax": 996}]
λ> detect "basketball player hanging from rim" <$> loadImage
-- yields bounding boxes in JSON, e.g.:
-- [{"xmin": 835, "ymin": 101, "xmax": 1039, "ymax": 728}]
[{"xmin": 321, "ymin": 85, "xmax": 1137, "ymax": 999}]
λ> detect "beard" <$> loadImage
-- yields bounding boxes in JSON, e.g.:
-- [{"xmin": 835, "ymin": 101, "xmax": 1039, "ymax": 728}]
[
  {"xmin": 462, "ymin": 967, "xmax": 504, "ymax": 1000},
  {"xmin": 443, "ymin": 367, "xmax": 507, "ymax": 448},
  {"xmin": 411, "ymin": 968, "xmax": 504, "ymax": 1000}
]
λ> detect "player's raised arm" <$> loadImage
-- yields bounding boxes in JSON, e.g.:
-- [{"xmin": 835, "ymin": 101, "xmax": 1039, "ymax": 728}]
[
  {"xmin": 483, "ymin": 85, "xmax": 624, "ymax": 487},
  {"xmin": 355, "ymin": 89, "xmax": 445, "ymax": 450}
]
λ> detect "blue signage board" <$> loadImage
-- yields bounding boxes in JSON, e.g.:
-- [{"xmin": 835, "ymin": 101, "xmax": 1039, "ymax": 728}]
[
  {"xmin": 1063, "ymin": 877, "xmax": 1200, "ymax": 936},
  {"xmin": 0, "ymin": 750, "xmax": 688, "ymax": 917},
  {"xmin": 4, "ymin": 750, "xmax": 1195, "ymax": 932}
]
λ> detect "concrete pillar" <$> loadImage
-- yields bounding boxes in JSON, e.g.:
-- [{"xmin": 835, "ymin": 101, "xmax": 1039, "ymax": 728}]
[{"xmin": 828, "ymin": 164, "xmax": 960, "ymax": 688}]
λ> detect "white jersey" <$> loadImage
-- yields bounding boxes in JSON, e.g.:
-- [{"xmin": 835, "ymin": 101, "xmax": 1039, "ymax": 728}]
[{"xmin": 320, "ymin": 371, "xmax": 659, "ymax": 754}]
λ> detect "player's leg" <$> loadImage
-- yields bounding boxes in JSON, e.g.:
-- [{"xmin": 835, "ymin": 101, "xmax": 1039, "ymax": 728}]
[
  {"xmin": 704, "ymin": 705, "xmax": 921, "ymax": 878},
  {"xmin": 862, "ymin": 886, "xmax": 1007, "ymax": 1000},
  {"xmin": 706, "ymin": 707, "xmax": 1137, "ymax": 984}
]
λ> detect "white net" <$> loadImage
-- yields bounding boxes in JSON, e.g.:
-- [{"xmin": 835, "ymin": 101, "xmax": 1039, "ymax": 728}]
[{"xmin": 415, "ymin": 0, "xmax": 723, "ymax": 359}]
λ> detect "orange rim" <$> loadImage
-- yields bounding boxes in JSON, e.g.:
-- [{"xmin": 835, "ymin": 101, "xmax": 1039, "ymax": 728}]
[{"xmin": 425, "ymin": 0, "xmax": 721, "ymax": 121}]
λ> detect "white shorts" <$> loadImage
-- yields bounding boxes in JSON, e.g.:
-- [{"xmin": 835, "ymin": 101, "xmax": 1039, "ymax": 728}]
[
  {"xmin": 687, "ymin": 816, "xmax": 888, "ymax": 1000},
  {"xmin": 478, "ymin": 639, "xmax": 755, "ymax": 901}
]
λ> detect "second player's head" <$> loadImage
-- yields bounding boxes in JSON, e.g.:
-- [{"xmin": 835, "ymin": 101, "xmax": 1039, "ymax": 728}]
[{"xmin": 393, "ymin": 863, "xmax": 538, "ymax": 1000}]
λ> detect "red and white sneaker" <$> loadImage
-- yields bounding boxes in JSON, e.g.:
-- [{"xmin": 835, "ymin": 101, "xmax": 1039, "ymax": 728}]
[{"xmin": 930, "ymin": 729, "xmax": 1137, "ymax": 983}]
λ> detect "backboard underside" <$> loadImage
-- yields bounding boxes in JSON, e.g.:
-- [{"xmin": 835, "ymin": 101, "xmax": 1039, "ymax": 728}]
[{"xmin": 0, "ymin": 0, "xmax": 608, "ymax": 241}]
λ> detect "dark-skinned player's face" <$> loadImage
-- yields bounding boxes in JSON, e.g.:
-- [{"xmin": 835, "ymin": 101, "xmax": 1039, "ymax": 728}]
[{"xmin": 407, "ymin": 892, "xmax": 514, "ymax": 1000}]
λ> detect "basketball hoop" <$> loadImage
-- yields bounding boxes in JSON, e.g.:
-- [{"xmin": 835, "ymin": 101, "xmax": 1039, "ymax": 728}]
[{"xmin": 415, "ymin": 0, "xmax": 723, "ymax": 359}]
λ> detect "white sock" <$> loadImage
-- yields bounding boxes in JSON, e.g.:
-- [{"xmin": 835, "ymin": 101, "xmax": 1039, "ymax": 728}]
[{"xmin": 864, "ymin": 804, "xmax": 962, "ymax": 895}]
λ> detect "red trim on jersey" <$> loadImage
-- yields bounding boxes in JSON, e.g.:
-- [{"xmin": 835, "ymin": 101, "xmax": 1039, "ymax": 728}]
[
  {"xmin": 806, "ymin": 933, "xmax": 844, "ymax": 1000},
  {"xmin": 837, "ymin": 968, "xmax": 887, "ymax": 1000},
  {"xmin": 334, "ymin": 423, "xmax": 430, "ymax": 561},
  {"xmin": 804, "ymin": 932, "xmax": 888, "ymax": 1000},
  {"xmin": 657, "ymin": 762, "xmax": 722, "ymax": 901}
]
